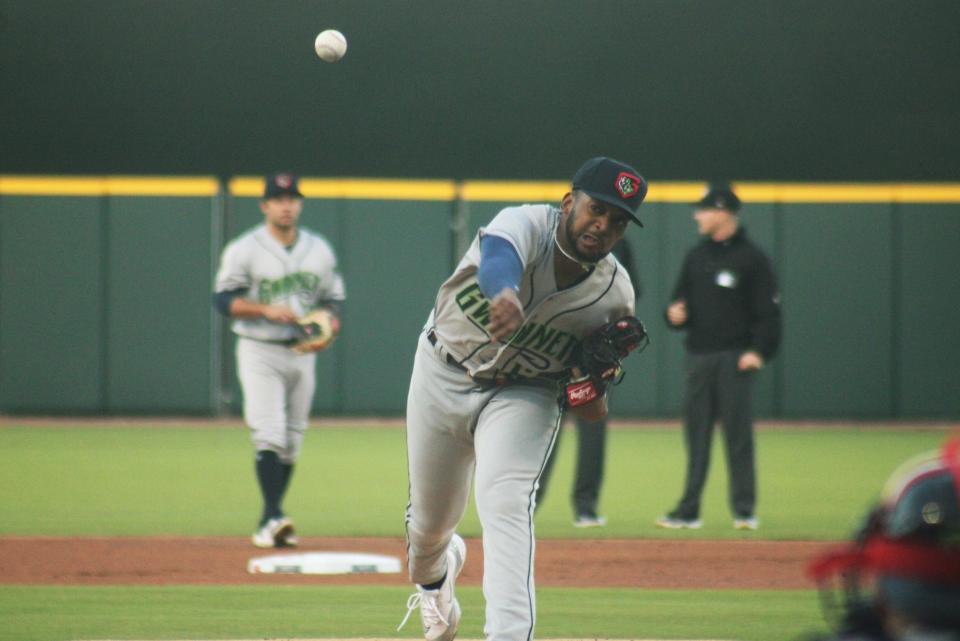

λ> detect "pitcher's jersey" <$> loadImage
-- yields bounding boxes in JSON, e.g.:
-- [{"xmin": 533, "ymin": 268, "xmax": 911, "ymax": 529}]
[
  {"xmin": 214, "ymin": 224, "xmax": 346, "ymax": 342},
  {"xmin": 430, "ymin": 204, "xmax": 635, "ymax": 380}
]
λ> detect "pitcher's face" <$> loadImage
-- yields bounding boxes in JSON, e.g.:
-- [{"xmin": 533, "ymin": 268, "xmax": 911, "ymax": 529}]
[{"xmin": 560, "ymin": 191, "xmax": 629, "ymax": 263}]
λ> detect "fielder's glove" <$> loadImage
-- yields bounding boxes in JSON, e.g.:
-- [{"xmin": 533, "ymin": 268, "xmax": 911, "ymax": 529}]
[
  {"xmin": 564, "ymin": 315, "xmax": 649, "ymax": 408},
  {"xmin": 291, "ymin": 308, "xmax": 340, "ymax": 353}
]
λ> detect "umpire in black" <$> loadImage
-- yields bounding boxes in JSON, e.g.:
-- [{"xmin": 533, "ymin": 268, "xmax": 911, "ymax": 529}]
[{"xmin": 656, "ymin": 183, "xmax": 781, "ymax": 531}]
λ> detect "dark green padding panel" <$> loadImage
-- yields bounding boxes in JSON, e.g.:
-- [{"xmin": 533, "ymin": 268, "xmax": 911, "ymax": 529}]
[
  {"xmin": 897, "ymin": 204, "xmax": 960, "ymax": 417},
  {"xmin": 0, "ymin": 196, "xmax": 104, "ymax": 411},
  {"xmin": 105, "ymin": 196, "xmax": 217, "ymax": 412},
  {"xmin": 780, "ymin": 203, "xmax": 894, "ymax": 417},
  {"xmin": 338, "ymin": 199, "xmax": 453, "ymax": 414}
]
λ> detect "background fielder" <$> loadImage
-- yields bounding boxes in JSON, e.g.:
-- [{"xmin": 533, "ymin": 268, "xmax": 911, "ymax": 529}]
[
  {"xmin": 400, "ymin": 157, "xmax": 647, "ymax": 641},
  {"xmin": 213, "ymin": 172, "xmax": 345, "ymax": 548}
]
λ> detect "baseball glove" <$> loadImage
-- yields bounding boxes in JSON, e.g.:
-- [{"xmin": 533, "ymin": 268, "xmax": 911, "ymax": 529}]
[
  {"xmin": 291, "ymin": 308, "xmax": 340, "ymax": 353},
  {"xmin": 565, "ymin": 316, "xmax": 649, "ymax": 407}
]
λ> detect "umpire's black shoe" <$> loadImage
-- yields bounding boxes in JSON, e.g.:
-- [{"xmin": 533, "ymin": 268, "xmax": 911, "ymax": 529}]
[
  {"xmin": 654, "ymin": 512, "xmax": 703, "ymax": 529},
  {"xmin": 573, "ymin": 513, "xmax": 607, "ymax": 528}
]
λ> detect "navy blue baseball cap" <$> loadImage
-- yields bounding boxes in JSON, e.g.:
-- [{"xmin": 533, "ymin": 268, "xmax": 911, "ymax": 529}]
[
  {"xmin": 572, "ymin": 157, "xmax": 648, "ymax": 226},
  {"xmin": 695, "ymin": 183, "xmax": 741, "ymax": 212},
  {"xmin": 263, "ymin": 172, "xmax": 303, "ymax": 199}
]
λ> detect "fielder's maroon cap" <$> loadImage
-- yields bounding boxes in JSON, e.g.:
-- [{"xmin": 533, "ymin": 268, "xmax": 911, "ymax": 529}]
[
  {"xmin": 263, "ymin": 172, "xmax": 303, "ymax": 199},
  {"xmin": 572, "ymin": 157, "xmax": 648, "ymax": 226}
]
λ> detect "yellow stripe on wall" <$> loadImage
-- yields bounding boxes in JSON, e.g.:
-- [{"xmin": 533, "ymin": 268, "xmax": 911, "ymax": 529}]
[
  {"xmin": 229, "ymin": 177, "xmax": 458, "ymax": 200},
  {"xmin": 646, "ymin": 182, "xmax": 711, "ymax": 202},
  {"xmin": 0, "ymin": 176, "xmax": 220, "ymax": 196},
  {"xmin": 459, "ymin": 181, "xmax": 960, "ymax": 203},
  {"xmin": 736, "ymin": 183, "xmax": 899, "ymax": 202},
  {"xmin": 459, "ymin": 181, "xmax": 569, "ymax": 202},
  {"xmin": 104, "ymin": 176, "xmax": 220, "ymax": 196},
  {"xmin": 891, "ymin": 184, "xmax": 960, "ymax": 203},
  {"xmin": 729, "ymin": 183, "xmax": 960, "ymax": 203},
  {"xmin": 458, "ymin": 181, "xmax": 713, "ymax": 202},
  {"xmin": 4, "ymin": 176, "xmax": 960, "ymax": 203}
]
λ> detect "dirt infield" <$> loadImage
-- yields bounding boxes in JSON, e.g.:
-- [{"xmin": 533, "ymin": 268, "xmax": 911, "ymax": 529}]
[{"xmin": 0, "ymin": 535, "xmax": 836, "ymax": 588}]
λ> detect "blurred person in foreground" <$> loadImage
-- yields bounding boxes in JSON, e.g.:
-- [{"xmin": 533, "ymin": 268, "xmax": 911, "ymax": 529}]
[
  {"xmin": 801, "ymin": 437, "xmax": 960, "ymax": 641},
  {"xmin": 656, "ymin": 183, "xmax": 781, "ymax": 530}
]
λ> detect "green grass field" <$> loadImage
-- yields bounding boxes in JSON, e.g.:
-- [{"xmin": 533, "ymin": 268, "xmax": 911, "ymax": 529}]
[
  {"xmin": 0, "ymin": 421, "xmax": 951, "ymax": 641},
  {"xmin": 0, "ymin": 585, "xmax": 821, "ymax": 641}
]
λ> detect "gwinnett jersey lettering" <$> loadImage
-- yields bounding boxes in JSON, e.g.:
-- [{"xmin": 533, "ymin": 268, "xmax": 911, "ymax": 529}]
[
  {"xmin": 456, "ymin": 282, "xmax": 580, "ymax": 358},
  {"xmin": 429, "ymin": 204, "xmax": 634, "ymax": 379},
  {"xmin": 215, "ymin": 225, "xmax": 345, "ymax": 342},
  {"xmin": 258, "ymin": 272, "xmax": 321, "ymax": 304}
]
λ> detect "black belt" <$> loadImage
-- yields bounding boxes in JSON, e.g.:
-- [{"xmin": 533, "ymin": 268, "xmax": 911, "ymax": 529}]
[
  {"xmin": 471, "ymin": 375, "xmax": 562, "ymax": 393},
  {"xmin": 427, "ymin": 329, "xmax": 562, "ymax": 392},
  {"xmin": 427, "ymin": 329, "xmax": 468, "ymax": 371}
]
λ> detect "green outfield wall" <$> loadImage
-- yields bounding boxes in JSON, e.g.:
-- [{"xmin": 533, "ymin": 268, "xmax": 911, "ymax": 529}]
[{"xmin": 1, "ymin": 177, "xmax": 958, "ymax": 419}]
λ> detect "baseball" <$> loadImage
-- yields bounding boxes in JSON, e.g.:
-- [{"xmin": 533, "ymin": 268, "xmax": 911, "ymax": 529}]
[{"xmin": 314, "ymin": 29, "xmax": 347, "ymax": 63}]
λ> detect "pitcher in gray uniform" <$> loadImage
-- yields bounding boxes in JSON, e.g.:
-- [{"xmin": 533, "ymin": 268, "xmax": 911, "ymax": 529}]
[
  {"xmin": 213, "ymin": 172, "xmax": 345, "ymax": 548},
  {"xmin": 398, "ymin": 157, "xmax": 647, "ymax": 641}
]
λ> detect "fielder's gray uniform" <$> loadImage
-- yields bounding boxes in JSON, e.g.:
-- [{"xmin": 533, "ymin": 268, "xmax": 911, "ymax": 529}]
[
  {"xmin": 405, "ymin": 204, "xmax": 634, "ymax": 641},
  {"xmin": 215, "ymin": 224, "xmax": 345, "ymax": 461}
]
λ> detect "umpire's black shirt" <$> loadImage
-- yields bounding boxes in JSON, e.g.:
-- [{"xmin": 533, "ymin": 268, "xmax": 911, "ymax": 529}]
[{"xmin": 666, "ymin": 226, "xmax": 781, "ymax": 359}]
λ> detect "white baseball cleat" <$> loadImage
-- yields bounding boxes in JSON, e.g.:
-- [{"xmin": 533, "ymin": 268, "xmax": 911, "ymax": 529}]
[
  {"xmin": 398, "ymin": 533, "xmax": 467, "ymax": 641},
  {"xmin": 251, "ymin": 516, "xmax": 295, "ymax": 548},
  {"xmin": 733, "ymin": 516, "xmax": 759, "ymax": 530}
]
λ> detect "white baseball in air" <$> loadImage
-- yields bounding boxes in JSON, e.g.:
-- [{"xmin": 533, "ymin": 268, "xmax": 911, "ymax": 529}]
[{"xmin": 314, "ymin": 29, "xmax": 347, "ymax": 63}]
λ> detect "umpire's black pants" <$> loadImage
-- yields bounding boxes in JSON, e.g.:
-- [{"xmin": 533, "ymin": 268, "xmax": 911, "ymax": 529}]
[
  {"xmin": 535, "ymin": 415, "xmax": 607, "ymax": 517},
  {"xmin": 675, "ymin": 350, "xmax": 756, "ymax": 520}
]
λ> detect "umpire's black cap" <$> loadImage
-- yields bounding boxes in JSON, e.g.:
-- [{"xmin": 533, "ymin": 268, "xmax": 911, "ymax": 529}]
[
  {"xmin": 572, "ymin": 157, "xmax": 648, "ymax": 226},
  {"xmin": 695, "ymin": 183, "xmax": 741, "ymax": 212},
  {"xmin": 263, "ymin": 172, "xmax": 303, "ymax": 199}
]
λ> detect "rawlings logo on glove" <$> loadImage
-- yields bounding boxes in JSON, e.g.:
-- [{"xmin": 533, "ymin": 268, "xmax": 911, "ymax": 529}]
[
  {"xmin": 564, "ymin": 315, "xmax": 649, "ymax": 407},
  {"xmin": 291, "ymin": 308, "xmax": 340, "ymax": 353},
  {"xmin": 565, "ymin": 376, "xmax": 602, "ymax": 407}
]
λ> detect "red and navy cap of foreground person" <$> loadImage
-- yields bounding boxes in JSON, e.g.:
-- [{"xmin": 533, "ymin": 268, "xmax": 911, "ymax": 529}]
[
  {"xmin": 263, "ymin": 172, "xmax": 303, "ymax": 199},
  {"xmin": 572, "ymin": 157, "xmax": 648, "ymax": 226}
]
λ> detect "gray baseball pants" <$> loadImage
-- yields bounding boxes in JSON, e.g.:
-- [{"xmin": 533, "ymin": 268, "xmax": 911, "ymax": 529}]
[
  {"xmin": 405, "ymin": 331, "xmax": 561, "ymax": 641},
  {"xmin": 236, "ymin": 336, "xmax": 316, "ymax": 464}
]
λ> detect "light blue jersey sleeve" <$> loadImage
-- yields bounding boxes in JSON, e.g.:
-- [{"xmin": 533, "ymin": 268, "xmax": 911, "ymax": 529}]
[{"xmin": 478, "ymin": 234, "xmax": 523, "ymax": 299}]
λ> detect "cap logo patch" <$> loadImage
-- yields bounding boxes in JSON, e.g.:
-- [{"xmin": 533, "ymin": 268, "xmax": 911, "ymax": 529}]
[
  {"xmin": 616, "ymin": 172, "xmax": 641, "ymax": 198},
  {"xmin": 276, "ymin": 174, "xmax": 293, "ymax": 189}
]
